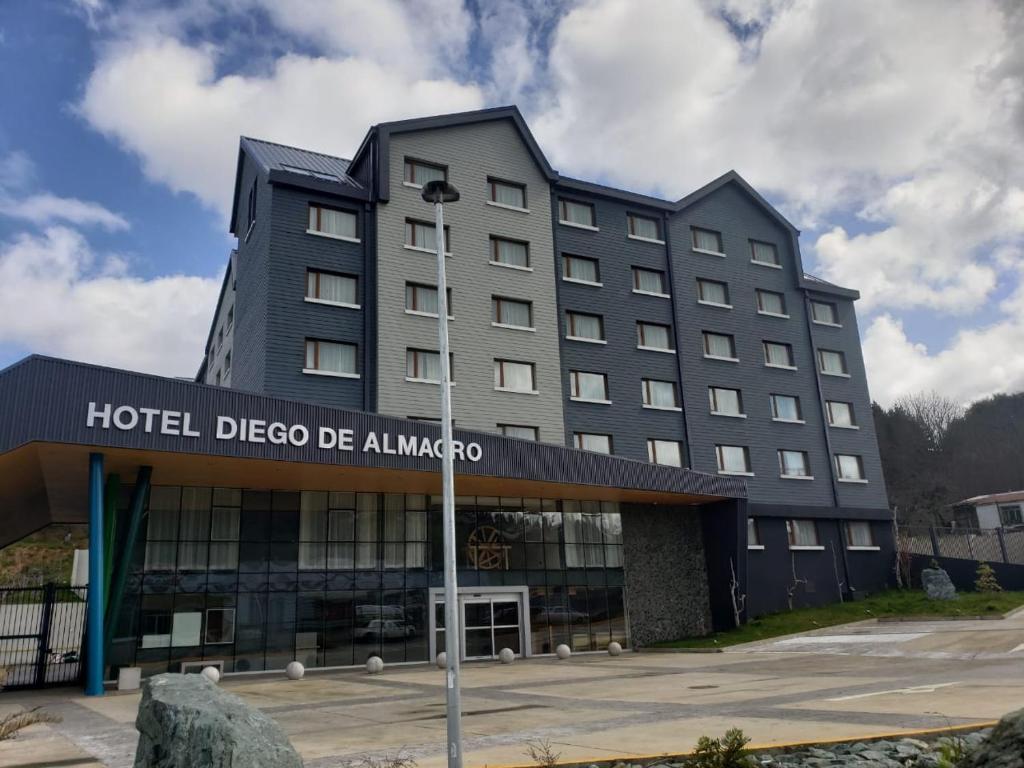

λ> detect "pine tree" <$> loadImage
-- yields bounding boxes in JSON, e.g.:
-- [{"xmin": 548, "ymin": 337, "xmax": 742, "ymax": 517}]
[{"xmin": 974, "ymin": 562, "xmax": 1002, "ymax": 592}]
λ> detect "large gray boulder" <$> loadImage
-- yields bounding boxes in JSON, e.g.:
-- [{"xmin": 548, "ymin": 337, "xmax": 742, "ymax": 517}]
[
  {"xmin": 962, "ymin": 707, "xmax": 1024, "ymax": 768},
  {"xmin": 921, "ymin": 567, "xmax": 957, "ymax": 600},
  {"xmin": 133, "ymin": 674, "xmax": 302, "ymax": 768}
]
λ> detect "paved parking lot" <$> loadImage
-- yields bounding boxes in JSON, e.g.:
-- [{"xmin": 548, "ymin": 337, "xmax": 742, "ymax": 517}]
[{"xmin": 2, "ymin": 611, "xmax": 1022, "ymax": 768}]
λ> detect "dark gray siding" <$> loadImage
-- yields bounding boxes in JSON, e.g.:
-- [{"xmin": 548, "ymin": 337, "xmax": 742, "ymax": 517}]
[
  {"xmin": 552, "ymin": 191, "xmax": 686, "ymax": 462},
  {"xmin": 809, "ymin": 293, "xmax": 890, "ymax": 509},
  {"xmin": 230, "ymin": 154, "xmax": 271, "ymax": 393},
  {"xmin": 667, "ymin": 183, "xmax": 836, "ymax": 507},
  {"xmin": 264, "ymin": 183, "xmax": 366, "ymax": 410}
]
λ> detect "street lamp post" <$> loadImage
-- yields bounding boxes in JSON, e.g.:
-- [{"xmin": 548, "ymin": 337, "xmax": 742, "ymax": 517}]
[{"xmin": 421, "ymin": 179, "xmax": 463, "ymax": 768}]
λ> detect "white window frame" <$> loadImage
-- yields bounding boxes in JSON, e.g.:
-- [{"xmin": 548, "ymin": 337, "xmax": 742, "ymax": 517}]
[
  {"xmin": 835, "ymin": 453, "xmax": 867, "ymax": 483},
  {"xmin": 778, "ymin": 449, "xmax": 813, "ymax": 480},
  {"xmin": 770, "ymin": 393, "xmax": 804, "ymax": 424},
  {"xmin": 826, "ymin": 400, "xmax": 858, "ymax": 429},
  {"xmin": 709, "ymin": 386, "xmax": 745, "ymax": 418},
  {"xmin": 716, "ymin": 444, "xmax": 753, "ymax": 476}
]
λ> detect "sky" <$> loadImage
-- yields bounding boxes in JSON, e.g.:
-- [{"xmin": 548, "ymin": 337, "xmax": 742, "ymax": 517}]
[{"xmin": 0, "ymin": 0, "xmax": 1021, "ymax": 407}]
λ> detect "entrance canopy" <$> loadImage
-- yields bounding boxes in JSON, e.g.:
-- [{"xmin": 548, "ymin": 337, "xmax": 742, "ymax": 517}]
[{"xmin": 0, "ymin": 356, "xmax": 746, "ymax": 547}]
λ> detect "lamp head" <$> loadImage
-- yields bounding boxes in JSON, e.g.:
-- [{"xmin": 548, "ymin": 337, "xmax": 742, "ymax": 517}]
[{"xmin": 421, "ymin": 179, "xmax": 461, "ymax": 204}]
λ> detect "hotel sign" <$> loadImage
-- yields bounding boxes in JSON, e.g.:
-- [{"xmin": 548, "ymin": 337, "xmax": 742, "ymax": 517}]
[{"xmin": 85, "ymin": 402, "xmax": 484, "ymax": 462}]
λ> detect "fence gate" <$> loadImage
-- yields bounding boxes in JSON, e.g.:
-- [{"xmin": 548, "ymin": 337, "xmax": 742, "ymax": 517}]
[{"xmin": 0, "ymin": 584, "xmax": 87, "ymax": 690}]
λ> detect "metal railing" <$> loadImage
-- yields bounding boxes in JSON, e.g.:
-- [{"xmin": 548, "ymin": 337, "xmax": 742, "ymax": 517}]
[
  {"xmin": 898, "ymin": 526, "xmax": 1024, "ymax": 566},
  {"xmin": 0, "ymin": 583, "xmax": 87, "ymax": 690}
]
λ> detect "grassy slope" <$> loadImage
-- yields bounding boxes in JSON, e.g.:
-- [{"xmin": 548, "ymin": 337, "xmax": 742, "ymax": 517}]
[
  {"xmin": 0, "ymin": 525, "xmax": 88, "ymax": 585},
  {"xmin": 658, "ymin": 589, "xmax": 1024, "ymax": 648}
]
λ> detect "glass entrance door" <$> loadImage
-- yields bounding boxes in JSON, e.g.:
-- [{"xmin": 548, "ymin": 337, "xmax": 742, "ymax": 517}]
[{"xmin": 433, "ymin": 593, "xmax": 523, "ymax": 661}]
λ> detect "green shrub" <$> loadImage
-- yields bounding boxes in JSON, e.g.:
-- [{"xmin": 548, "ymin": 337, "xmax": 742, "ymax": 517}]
[{"xmin": 688, "ymin": 728, "xmax": 755, "ymax": 768}]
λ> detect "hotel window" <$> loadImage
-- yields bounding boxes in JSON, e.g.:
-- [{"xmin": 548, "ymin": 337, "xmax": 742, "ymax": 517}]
[
  {"xmin": 209, "ymin": 496, "xmax": 239, "ymax": 570},
  {"xmin": 304, "ymin": 339, "xmax": 357, "ymax": 377},
  {"xmin": 756, "ymin": 289, "xmax": 787, "ymax": 317},
  {"xmin": 835, "ymin": 453, "xmax": 866, "ymax": 481},
  {"xmin": 747, "ymin": 518, "xmax": 762, "ymax": 548},
  {"xmin": 223, "ymin": 351, "xmax": 231, "ymax": 375},
  {"xmin": 204, "ymin": 608, "xmax": 235, "ymax": 644},
  {"xmin": 627, "ymin": 213, "xmax": 661, "ymax": 240},
  {"xmin": 750, "ymin": 240, "xmax": 780, "ymax": 266},
  {"xmin": 770, "ymin": 393, "xmax": 802, "ymax": 423},
  {"xmin": 246, "ymin": 179, "xmax": 257, "ymax": 232},
  {"xmin": 307, "ymin": 270, "xmax": 358, "ymax": 306},
  {"xmin": 308, "ymin": 204, "xmax": 357, "ymax": 239},
  {"xmin": 697, "ymin": 278, "xmax": 730, "ymax": 307},
  {"xmin": 709, "ymin": 386, "xmax": 744, "ymax": 416},
  {"xmin": 405, "ymin": 219, "xmax": 450, "ymax": 252},
  {"xmin": 499, "ymin": 424, "xmax": 538, "ymax": 441},
  {"xmin": 845, "ymin": 521, "xmax": 876, "ymax": 548},
  {"xmin": 778, "ymin": 449, "xmax": 812, "ymax": 478},
  {"xmin": 489, "ymin": 178, "xmax": 526, "ymax": 209},
  {"xmin": 214, "ymin": 369, "xmax": 221, "ymax": 386},
  {"xmin": 566, "ymin": 311, "xmax": 605, "ymax": 342},
  {"xmin": 692, "ymin": 227, "xmax": 724, "ymax": 254},
  {"xmin": 494, "ymin": 359, "xmax": 536, "ymax": 392},
  {"xmin": 633, "ymin": 267, "xmax": 667, "ymax": 295},
  {"xmin": 563, "ymin": 254, "xmax": 600, "ymax": 284},
  {"xmin": 490, "ymin": 236, "xmax": 530, "ymax": 268},
  {"xmin": 574, "ymin": 432, "xmax": 612, "ymax": 454},
  {"xmin": 647, "ymin": 439, "xmax": 682, "ymax": 467},
  {"xmin": 404, "ymin": 158, "xmax": 446, "ymax": 186},
  {"xmin": 492, "ymin": 296, "xmax": 533, "ymax": 329},
  {"xmin": 637, "ymin": 321, "xmax": 674, "ymax": 351},
  {"xmin": 559, "ymin": 198, "xmax": 596, "ymax": 228},
  {"xmin": 642, "ymin": 379, "xmax": 679, "ymax": 409},
  {"xmin": 826, "ymin": 400, "xmax": 856, "ymax": 428},
  {"xmin": 703, "ymin": 331, "xmax": 737, "ymax": 360},
  {"xmin": 405, "ymin": 282, "xmax": 452, "ymax": 317},
  {"xmin": 217, "ymin": 328, "xmax": 223, "ymax": 351},
  {"xmin": 716, "ymin": 444, "xmax": 751, "ymax": 474},
  {"xmin": 764, "ymin": 341, "xmax": 795, "ymax": 368},
  {"xmin": 225, "ymin": 306, "xmax": 233, "ymax": 331},
  {"xmin": 787, "ymin": 519, "xmax": 820, "ymax": 547},
  {"xmin": 811, "ymin": 300, "xmax": 840, "ymax": 325},
  {"xmin": 407, "ymin": 349, "xmax": 451, "ymax": 383},
  {"xmin": 570, "ymin": 371, "xmax": 609, "ymax": 402},
  {"xmin": 999, "ymin": 505, "xmax": 1023, "ymax": 526},
  {"xmin": 818, "ymin": 349, "xmax": 849, "ymax": 376}
]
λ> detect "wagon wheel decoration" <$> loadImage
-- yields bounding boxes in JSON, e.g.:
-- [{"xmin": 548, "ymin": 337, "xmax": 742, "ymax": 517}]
[{"xmin": 466, "ymin": 525, "xmax": 511, "ymax": 570}]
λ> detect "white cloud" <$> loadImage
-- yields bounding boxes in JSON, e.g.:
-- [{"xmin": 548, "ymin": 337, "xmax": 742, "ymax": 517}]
[
  {"xmin": 863, "ymin": 313, "xmax": 1024, "ymax": 407},
  {"xmin": 0, "ymin": 226, "xmax": 219, "ymax": 377},
  {"xmin": 78, "ymin": 37, "xmax": 483, "ymax": 217},
  {"xmin": 0, "ymin": 192, "xmax": 129, "ymax": 231}
]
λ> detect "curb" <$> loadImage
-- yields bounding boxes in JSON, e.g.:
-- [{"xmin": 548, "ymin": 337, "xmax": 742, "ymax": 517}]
[
  {"xmin": 482, "ymin": 721, "xmax": 999, "ymax": 768},
  {"xmin": 639, "ymin": 647, "xmax": 723, "ymax": 654},
  {"xmin": 877, "ymin": 615, "xmax": 1005, "ymax": 622}
]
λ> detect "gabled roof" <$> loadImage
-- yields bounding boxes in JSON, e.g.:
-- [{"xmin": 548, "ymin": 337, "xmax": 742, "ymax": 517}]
[
  {"xmin": 229, "ymin": 137, "xmax": 365, "ymax": 234},
  {"xmin": 957, "ymin": 490, "xmax": 1024, "ymax": 507},
  {"xmin": 673, "ymin": 170, "xmax": 799, "ymax": 233},
  {"xmin": 350, "ymin": 105, "xmax": 557, "ymax": 202}
]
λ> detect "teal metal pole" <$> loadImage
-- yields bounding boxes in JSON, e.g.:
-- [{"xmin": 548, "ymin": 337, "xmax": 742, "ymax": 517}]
[
  {"xmin": 105, "ymin": 467, "xmax": 151, "ymax": 656},
  {"xmin": 86, "ymin": 452, "xmax": 105, "ymax": 696}
]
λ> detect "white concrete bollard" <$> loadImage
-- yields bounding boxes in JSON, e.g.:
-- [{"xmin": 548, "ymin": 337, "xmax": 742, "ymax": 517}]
[
  {"xmin": 498, "ymin": 647, "xmax": 515, "ymax": 664},
  {"xmin": 435, "ymin": 652, "xmax": 447, "ymax": 669},
  {"xmin": 555, "ymin": 644, "xmax": 571, "ymax": 660},
  {"xmin": 117, "ymin": 666, "xmax": 142, "ymax": 691},
  {"xmin": 366, "ymin": 655, "xmax": 384, "ymax": 674},
  {"xmin": 285, "ymin": 661, "xmax": 305, "ymax": 680},
  {"xmin": 200, "ymin": 666, "xmax": 220, "ymax": 684},
  {"xmin": 607, "ymin": 642, "xmax": 623, "ymax": 657}
]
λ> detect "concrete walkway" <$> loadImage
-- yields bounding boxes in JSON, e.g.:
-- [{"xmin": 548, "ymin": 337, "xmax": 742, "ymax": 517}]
[{"xmin": 2, "ymin": 610, "xmax": 1022, "ymax": 768}]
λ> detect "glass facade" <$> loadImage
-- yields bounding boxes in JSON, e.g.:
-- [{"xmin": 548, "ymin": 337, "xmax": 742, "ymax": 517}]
[{"xmin": 110, "ymin": 487, "xmax": 628, "ymax": 677}]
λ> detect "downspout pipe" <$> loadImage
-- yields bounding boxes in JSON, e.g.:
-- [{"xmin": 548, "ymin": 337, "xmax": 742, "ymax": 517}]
[{"xmin": 661, "ymin": 211, "xmax": 693, "ymax": 468}]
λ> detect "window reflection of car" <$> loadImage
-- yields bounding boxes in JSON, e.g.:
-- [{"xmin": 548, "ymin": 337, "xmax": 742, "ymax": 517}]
[
  {"xmin": 533, "ymin": 605, "xmax": 587, "ymax": 623},
  {"xmin": 354, "ymin": 619, "xmax": 415, "ymax": 641}
]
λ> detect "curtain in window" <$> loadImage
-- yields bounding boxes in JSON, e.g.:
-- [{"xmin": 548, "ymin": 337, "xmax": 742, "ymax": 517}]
[
  {"xmin": 318, "ymin": 273, "xmax": 356, "ymax": 304},
  {"xmin": 781, "ymin": 451, "xmax": 808, "ymax": 476},
  {"xmin": 145, "ymin": 509, "xmax": 179, "ymax": 571},
  {"xmin": 789, "ymin": 520, "xmax": 818, "ymax": 546},
  {"xmin": 774, "ymin": 397, "xmax": 799, "ymax": 421},
  {"xmin": 578, "ymin": 434, "xmax": 610, "ymax": 453},
  {"xmin": 209, "ymin": 508, "xmax": 239, "ymax": 569},
  {"xmin": 327, "ymin": 508, "xmax": 354, "ymax": 568},
  {"xmin": 494, "ymin": 183, "xmax": 524, "ymax": 207},
  {"xmin": 705, "ymin": 333, "xmax": 733, "ymax": 358},
  {"xmin": 408, "ymin": 350, "xmax": 440, "ymax": 381},
  {"xmin": 719, "ymin": 446, "xmax": 747, "ymax": 472},
  {"xmin": 828, "ymin": 402, "xmax": 852, "ymax": 426},
  {"xmin": 650, "ymin": 440, "xmax": 682, "ymax": 466},
  {"xmin": 635, "ymin": 269, "xmax": 663, "ymax": 293},
  {"xmin": 847, "ymin": 522, "xmax": 873, "ymax": 547},
  {"xmin": 412, "ymin": 163, "xmax": 445, "ymax": 186},
  {"xmin": 765, "ymin": 343, "xmax": 790, "ymax": 366},
  {"xmin": 575, "ymin": 372, "xmax": 606, "ymax": 400},
  {"xmin": 563, "ymin": 513, "xmax": 585, "ymax": 567},
  {"xmin": 631, "ymin": 217, "xmax": 659, "ymax": 239},
  {"xmin": 319, "ymin": 342, "xmax": 355, "ymax": 374},
  {"xmin": 355, "ymin": 495, "xmax": 378, "ymax": 569},
  {"xmin": 752, "ymin": 241, "xmax": 778, "ymax": 264},
  {"xmin": 759, "ymin": 292, "xmax": 784, "ymax": 314},
  {"xmin": 499, "ymin": 300, "xmax": 531, "ymax": 327},
  {"xmin": 563, "ymin": 200, "xmax": 593, "ymax": 226},
  {"xmin": 571, "ymin": 314, "xmax": 602, "ymax": 339},
  {"xmin": 836, "ymin": 455, "xmax": 862, "ymax": 479},
  {"xmin": 298, "ymin": 492, "xmax": 327, "ymax": 570},
  {"xmin": 712, "ymin": 388, "xmax": 740, "ymax": 414},
  {"xmin": 699, "ymin": 281, "xmax": 726, "ymax": 304},
  {"xmin": 646, "ymin": 381, "xmax": 676, "ymax": 408},
  {"xmin": 406, "ymin": 508, "xmax": 427, "ymax": 568},
  {"xmin": 499, "ymin": 362, "xmax": 533, "ymax": 391},
  {"xmin": 408, "ymin": 222, "xmax": 437, "ymax": 251},
  {"xmin": 694, "ymin": 229, "xmax": 721, "ymax": 252},
  {"xmin": 409, "ymin": 285, "xmax": 438, "ymax": 314},
  {"xmin": 495, "ymin": 239, "xmax": 528, "ymax": 267},
  {"xmin": 320, "ymin": 208, "xmax": 356, "ymax": 238},
  {"xmin": 821, "ymin": 351, "xmax": 845, "ymax": 373},
  {"xmin": 383, "ymin": 495, "xmax": 404, "ymax": 569},
  {"xmin": 566, "ymin": 256, "xmax": 597, "ymax": 282},
  {"xmin": 640, "ymin": 323, "xmax": 670, "ymax": 349}
]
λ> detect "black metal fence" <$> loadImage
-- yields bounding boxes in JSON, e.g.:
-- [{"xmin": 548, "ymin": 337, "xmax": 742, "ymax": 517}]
[
  {"xmin": 0, "ymin": 583, "xmax": 87, "ymax": 690},
  {"xmin": 898, "ymin": 526, "xmax": 1024, "ymax": 566}
]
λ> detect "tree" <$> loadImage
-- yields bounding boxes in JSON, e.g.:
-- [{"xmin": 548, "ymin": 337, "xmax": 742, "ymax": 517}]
[
  {"xmin": 892, "ymin": 391, "xmax": 964, "ymax": 448},
  {"xmin": 974, "ymin": 562, "xmax": 1002, "ymax": 592}
]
